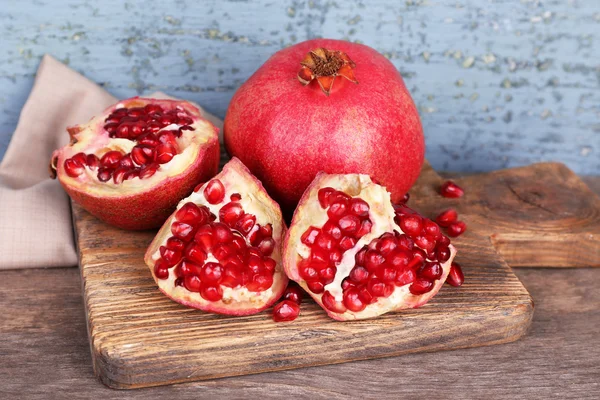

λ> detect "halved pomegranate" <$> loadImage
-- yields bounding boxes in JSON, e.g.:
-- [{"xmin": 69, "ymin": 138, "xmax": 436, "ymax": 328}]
[
  {"xmin": 283, "ymin": 173, "xmax": 457, "ymax": 321},
  {"xmin": 50, "ymin": 97, "xmax": 220, "ymax": 230},
  {"xmin": 144, "ymin": 158, "xmax": 288, "ymax": 315}
]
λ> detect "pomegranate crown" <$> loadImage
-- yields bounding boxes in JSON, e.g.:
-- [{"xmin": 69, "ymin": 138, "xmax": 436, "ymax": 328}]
[{"xmin": 297, "ymin": 48, "xmax": 358, "ymax": 96}]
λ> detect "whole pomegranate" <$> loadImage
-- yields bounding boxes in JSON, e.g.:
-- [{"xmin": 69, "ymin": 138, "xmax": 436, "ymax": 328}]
[
  {"xmin": 283, "ymin": 173, "xmax": 456, "ymax": 320},
  {"xmin": 144, "ymin": 158, "xmax": 288, "ymax": 315},
  {"xmin": 50, "ymin": 97, "xmax": 220, "ymax": 230},
  {"xmin": 224, "ymin": 39, "xmax": 424, "ymax": 214}
]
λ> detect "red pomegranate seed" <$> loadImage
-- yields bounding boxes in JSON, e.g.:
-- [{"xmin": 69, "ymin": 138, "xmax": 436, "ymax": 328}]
[
  {"xmin": 219, "ymin": 202, "xmax": 244, "ymax": 227},
  {"xmin": 319, "ymin": 267, "xmax": 336, "ymax": 284},
  {"xmin": 435, "ymin": 209, "xmax": 458, "ymax": 227},
  {"xmin": 131, "ymin": 145, "xmax": 154, "ymax": 165},
  {"xmin": 154, "ymin": 260, "xmax": 170, "ymax": 279},
  {"xmin": 104, "ymin": 122, "xmax": 119, "ymax": 135},
  {"xmin": 327, "ymin": 199, "xmax": 348, "ymax": 220},
  {"xmin": 71, "ymin": 152, "xmax": 87, "ymax": 165},
  {"xmin": 343, "ymin": 288, "xmax": 366, "ymax": 312},
  {"xmin": 419, "ymin": 262, "xmax": 443, "ymax": 280},
  {"xmin": 166, "ymin": 237, "xmax": 185, "ymax": 251},
  {"xmin": 100, "ymin": 151, "xmax": 123, "ymax": 169},
  {"xmin": 365, "ymin": 250, "xmax": 385, "ymax": 271},
  {"xmin": 395, "ymin": 268, "xmax": 416, "ymax": 286},
  {"xmin": 318, "ymin": 187, "xmax": 336, "ymax": 208},
  {"xmin": 258, "ymin": 237, "xmax": 275, "ymax": 256},
  {"xmin": 400, "ymin": 192, "xmax": 410, "ymax": 204},
  {"xmin": 316, "ymin": 232, "xmax": 335, "ymax": 251},
  {"xmin": 247, "ymin": 273, "xmax": 274, "ymax": 292},
  {"xmin": 349, "ymin": 198, "xmax": 370, "ymax": 217},
  {"xmin": 123, "ymin": 168, "xmax": 140, "ymax": 180},
  {"xmin": 283, "ymin": 285, "xmax": 304, "ymax": 304},
  {"xmin": 338, "ymin": 214, "xmax": 360, "ymax": 235},
  {"xmin": 447, "ymin": 221, "xmax": 467, "ymax": 237},
  {"xmin": 158, "ymin": 131, "xmax": 178, "ymax": 146},
  {"xmin": 155, "ymin": 143, "xmax": 177, "ymax": 164},
  {"xmin": 171, "ymin": 221, "xmax": 196, "ymax": 241},
  {"xmin": 195, "ymin": 225, "xmax": 214, "ymax": 252},
  {"xmin": 212, "ymin": 222, "xmax": 233, "ymax": 243},
  {"xmin": 183, "ymin": 275, "xmax": 201, "ymax": 292},
  {"xmin": 322, "ymin": 221, "xmax": 342, "ymax": 240},
  {"xmin": 322, "ymin": 291, "xmax": 347, "ymax": 313},
  {"xmin": 86, "ymin": 154, "xmax": 100, "ymax": 169},
  {"xmin": 204, "ymin": 179, "xmax": 225, "ymax": 204},
  {"xmin": 230, "ymin": 193, "xmax": 242, "ymax": 201},
  {"xmin": 301, "ymin": 227, "xmax": 320, "ymax": 246},
  {"xmin": 307, "ymin": 280, "xmax": 324, "ymax": 293},
  {"xmin": 273, "ymin": 300, "xmax": 300, "ymax": 322},
  {"xmin": 159, "ymin": 246, "xmax": 182, "ymax": 266},
  {"xmin": 137, "ymin": 132, "xmax": 159, "ymax": 147},
  {"xmin": 435, "ymin": 245, "xmax": 451, "ymax": 262},
  {"xmin": 330, "ymin": 248, "xmax": 343, "ymax": 264},
  {"xmin": 339, "ymin": 236, "xmax": 357, "ymax": 250},
  {"xmin": 356, "ymin": 219, "xmax": 373, "ymax": 237},
  {"xmin": 376, "ymin": 235, "xmax": 397, "ymax": 256},
  {"xmin": 97, "ymin": 168, "xmax": 112, "ymax": 182},
  {"xmin": 409, "ymin": 279, "xmax": 434, "ymax": 295},
  {"xmin": 200, "ymin": 262, "xmax": 223, "ymax": 283},
  {"xmin": 200, "ymin": 284, "xmax": 223, "ymax": 301},
  {"xmin": 423, "ymin": 219, "xmax": 441, "ymax": 239},
  {"xmin": 112, "ymin": 167, "xmax": 128, "ymax": 184},
  {"xmin": 175, "ymin": 202, "xmax": 203, "ymax": 225},
  {"xmin": 235, "ymin": 214, "xmax": 256, "ymax": 234},
  {"xmin": 440, "ymin": 181, "xmax": 464, "ymax": 198},
  {"xmin": 446, "ymin": 262, "xmax": 464, "ymax": 287},
  {"xmin": 139, "ymin": 163, "xmax": 159, "ymax": 179},
  {"xmin": 388, "ymin": 249, "xmax": 410, "ymax": 268},
  {"xmin": 185, "ymin": 242, "xmax": 207, "ymax": 264},
  {"xmin": 64, "ymin": 158, "xmax": 85, "ymax": 177},
  {"xmin": 349, "ymin": 266, "xmax": 369, "ymax": 283},
  {"xmin": 377, "ymin": 267, "xmax": 397, "ymax": 283},
  {"xmin": 400, "ymin": 214, "xmax": 422, "ymax": 236},
  {"xmin": 144, "ymin": 104, "xmax": 163, "ymax": 114}
]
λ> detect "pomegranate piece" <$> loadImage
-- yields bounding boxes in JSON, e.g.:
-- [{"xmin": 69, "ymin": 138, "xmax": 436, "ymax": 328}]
[
  {"xmin": 435, "ymin": 208, "xmax": 458, "ymax": 227},
  {"xmin": 440, "ymin": 181, "xmax": 464, "ymax": 198},
  {"xmin": 446, "ymin": 262, "xmax": 465, "ymax": 287},
  {"xmin": 447, "ymin": 221, "xmax": 467, "ymax": 237},
  {"xmin": 224, "ymin": 39, "xmax": 425, "ymax": 216},
  {"xmin": 144, "ymin": 158, "xmax": 288, "ymax": 316},
  {"xmin": 273, "ymin": 300, "xmax": 301, "ymax": 322},
  {"xmin": 283, "ymin": 173, "xmax": 459, "ymax": 321},
  {"xmin": 283, "ymin": 283, "xmax": 304, "ymax": 304},
  {"xmin": 50, "ymin": 97, "xmax": 220, "ymax": 230}
]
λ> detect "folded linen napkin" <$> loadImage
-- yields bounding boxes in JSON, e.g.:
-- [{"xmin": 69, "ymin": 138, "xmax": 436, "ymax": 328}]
[{"xmin": 0, "ymin": 55, "xmax": 223, "ymax": 269}]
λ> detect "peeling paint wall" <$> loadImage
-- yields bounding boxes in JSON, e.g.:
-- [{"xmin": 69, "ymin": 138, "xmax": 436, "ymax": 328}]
[{"xmin": 0, "ymin": 0, "xmax": 598, "ymax": 173}]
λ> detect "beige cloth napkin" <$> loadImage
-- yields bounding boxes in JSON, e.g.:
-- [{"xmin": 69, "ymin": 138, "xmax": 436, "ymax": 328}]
[{"xmin": 0, "ymin": 55, "xmax": 223, "ymax": 270}]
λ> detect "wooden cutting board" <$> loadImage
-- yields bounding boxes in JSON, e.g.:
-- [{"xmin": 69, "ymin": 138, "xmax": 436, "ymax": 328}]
[{"xmin": 72, "ymin": 160, "xmax": 598, "ymax": 389}]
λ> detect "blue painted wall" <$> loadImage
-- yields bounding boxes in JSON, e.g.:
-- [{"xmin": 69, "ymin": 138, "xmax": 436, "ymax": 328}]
[{"xmin": 1, "ymin": 0, "xmax": 598, "ymax": 173}]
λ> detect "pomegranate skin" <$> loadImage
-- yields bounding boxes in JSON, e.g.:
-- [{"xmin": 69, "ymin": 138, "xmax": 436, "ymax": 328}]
[{"xmin": 224, "ymin": 38, "xmax": 425, "ymax": 214}]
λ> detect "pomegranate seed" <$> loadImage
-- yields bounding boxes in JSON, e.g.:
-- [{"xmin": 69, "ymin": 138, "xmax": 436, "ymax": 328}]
[
  {"xmin": 159, "ymin": 114, "xmax": 176, "ymax": 126},
  {"xmin": 264, "ymin": 258, "xmax": 276, "ymax": 273},
  {"xmin": 204, "ymin": 179, "xmax": 225, "ymax": 204},
  {"xmin": 377, "ymin": 267, "xmax": 397, "ymax": 283},
  {"xmin": 144, "ymin": 104, "xmax": 163, "ymax": 114},
  {"xmin": 175, "ymin": 202, "xmax": 203, "ymax": 225},
  {"xmin": 319, "ymin": 267, "xmax": 336, "ymax": 284},
  {"xmin": 367, "ymin": 278, "xmax": 393, "ymax": 297},
  {"xmin": 395, "ymin": 268, "xmax": 416, "ymax": 286},
  {"xmin": 137, "ymin": 132, "xmax": 159, "ymax": 147},
  {"xmin": 159, "ymin": 246, "xmax": 182, "ymax": 266},
  {"xmin": 71, "ymin": 152, "xmax": 87, "ymax": 165},
  {"xmin": 301, "ymin": 226, "xmax": 320, "ymax": 246},
  {"xmin": 156, "ymin": 143, "xmax": 177, "ymax": 164},
  {"xmin": 185, "ymin": 242, "xmax": 207, "ymax": 264},
  {"xmin": 419, "ymin": 262, "xmax": 443, "ymax": 280},
  {"xmin": 364, "ymin": 250, "xmax": 385, "ymax": 271},
  {"xmin": 435, "ymin": 209, "xmax": 458, "ymax": 227},
  {"xmin": 179, "ymin": 260, "xmax": 202, "ymax": 276},
  {"xmin": 97, "ymin": 168, "xmax": 112, "ymax": 182},
  {"xmin": 400, "ymin": 192, "xmax": 410, "ymax": 204},
  {"xmin": 183, "ymin": 275, "xmax": 201, "ymax": 292},
  {"xmin": 64, "ymin": 158, "xmax": 85, "ymax": 177},
  {"xmin": 273, "ymin": 300, "xmax": 300, "ymax": 322},
  {"xmin": 86, "ymin": 154, "xmax": 100, "ymax": 169},
  {"xmin": 154, "ymin": 260, "xmax": 170, "ymax": 279},
  {"xmin": 376, "ymin": 236, "xmax": 397, "ymax": 256},
  {"xmin": 409, "ymin": 279, "xmax": 434, "ymax": 295},
  {"xmin": 260, "ymin": 224, "xmax": 273, "ymax": 237},
  {"xmin": 357, "ymin": 286, "xmax": 375, "ymax": 304},
  {"xmin": 318, "ymin": 187, "xmax": 336, "ymax": 208},
  {"xmin": 139, "ymin": 163, "xmax": 159, "ymax": 179},
  {"xmin": 131, "ymin": 145, "xmax": 154, "ymax": 166},
  {"xmin": 322, "ymin": 291, "xmax": 347, "ymax": 313},
  {"xmin": 339, "ymin": 236, "xmax": 357, "ymax": 250},
  {"xmin": 112, "ymin": 167, "xmax": 128, "ymax": 184},
  {"xmin": 158, "ymin": 131, "xmax": 178, "ymax": 146},
  {"xmin": 171, "ymin": 221, "xmax": 196, "ymax": 241},
  {"xmin": 438, "ymin": 235, "xmax": 451, "ymax": 247},
  {"xmin": 307, "ymin": 280, "xmax": 324, "ymax": 294},
  {"xmin": 200, "ymin": 284, "xmax": 223, "ymax": 301},
  {"xmin": 124, "ymin": 168, "xmax": 140, "ymax": 180},
  {"xmin": 166, "ymin": 237, "xmax": 185, "ymax": 251},
  {"xmin": 388, "ymin": 249, "xmax": 410, "ymax": 269},
  {"xmin": 414, "ymin": 235, "xmax": 436, "ymax": 253},
  {"xmin": 349, "ymin": 198, "xmax": 370, "ymax": 217},
  {"xmin": 343, "ymin": 288, "xmax": 366, "ymax": 312},
  {"xmin": 356, "ymin": 219, "xmax": 373, "ymax": 237},
  {"xmin": 327, "ymin": 199, "xmax": 348, "ymax": 220},
  {"xmin": 440, "ymin": 181, "xmax": 464, "ymax": 198},
  {"xmin": 349, "ymin": 266, "xmax": 369, "ymax": 283},
  {"xmin": 400, "ymin": 214, "xmax": 422, "ymax": 236},
  {"xmin": 338, "ymin": 214, "xmax": 361, "ymax": 235},
  {"xmin": 322, "ymin": 221, "xmax": 342, "ymax": 240},
  {"xmin": 423, "ymin": 219, "xmax": 441, "ymax": 239},
  {"xmin": 247, "ymin": 273, "xmax": 273, "ymax": 292},
  {"xmin": 230, "ymin": 193, "xmax": 242, "ymax": 201},
  {"xmin": 299, "ymin": 262, "xmax": 318, "ymax": 281},
  {"xmin": 316, "ymin": 232, "xmax": 335, "ymax": 251},
  {"xmin": 200, "ymin": 262, "xmax": 223, "ymax": 283},
  {"xmin": 446, "ymin": 262, "xmax": 464, "ymax": 287},
  {"xmin": 283, "ymin": 285, "xmax": 304, "ymax": 304},
  {"xmin": 435, "ymin": 245, "xmax": 451, "ymax": 262},
  {"xmin": 341, "ymin": 278, "xmax": 356, "ymax": 291},
  {"xmin": 213, "ymin": 243, "xmax": 236, "ymax": 262},
  {"xmin": 100, "ymin": 151, "xmax": 123, "ymax": 169},
  {"xmin": 234, "ymin": 214, "xmax": 256, "ymax": 235},
  {"xmin": 219, "ymin": 202, "xmax": 244, "ymax": 227},
  {"xmin": 258, "ymin": 237, "xmax": 275, "ymax": 256},
  {"xmin": 447, "ymin": 221, "xmax": 467, "ymax": 237},
  {"xmin": 330, "ymin": 248, "xmax": 343, "ymax": 264},
  {"xmin": 104, "ymin": 122, "xmax": 118, "ymax": 134}
]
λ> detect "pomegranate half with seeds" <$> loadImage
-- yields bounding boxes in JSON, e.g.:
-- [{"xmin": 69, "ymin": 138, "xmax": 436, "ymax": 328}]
[
  {"xmin": 283, "ymin": 173, "xmax": 457, "ymax": 321},
  {"xmin": 144, "ymin": 158, "xmax": 288, "ymax": 315},
  {"xmin": 50, "ymin": 97, "xmax": 220, "ymax": 230}
]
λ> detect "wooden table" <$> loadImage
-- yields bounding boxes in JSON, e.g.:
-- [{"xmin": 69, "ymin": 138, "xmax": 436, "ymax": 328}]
[{"xmin": 2, "ymin": 177, "xmax": 599, "ymax": 399}]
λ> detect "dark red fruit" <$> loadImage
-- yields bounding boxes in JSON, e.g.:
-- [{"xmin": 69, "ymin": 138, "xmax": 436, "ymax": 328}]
[
  {"xmin": 440, "ymin": 181, "xmax": 464, "ymax": 198},
  {"xmin": 447, "ymin": 221, "xmax": 467, "ymax": 237},
  {"xmin": 446, "ymin": 262, "xmax": 464, "ymax": 287},
  {"xmin": 435, "ymin": 208, "xmax": 458, "ymax": 227},
  {"xmin": 272, "ymin": 300, "xmax": 301, "ymax": 322}
]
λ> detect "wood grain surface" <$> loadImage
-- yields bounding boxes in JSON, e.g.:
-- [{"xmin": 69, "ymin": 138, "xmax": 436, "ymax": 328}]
[
  {"xmin": 72, "ymin": 159, "xmax": 537, "ymax": 389},
  {"xmin": 1, "ymin": 177, "xmax": 599, "ymax": 398}
]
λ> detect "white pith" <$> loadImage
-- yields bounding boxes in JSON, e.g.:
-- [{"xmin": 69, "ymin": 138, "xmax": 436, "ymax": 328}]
[
  {"xmin": 149, "ymin": 159, "xmax": 285, "ymax": 309},
  {"xmin": 57, "ymin": 100, "xmax": 215, "ymax": 195},
  {"xmin": 287, "ymin": 173, "xmax": 456, "ymax": 320}
]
